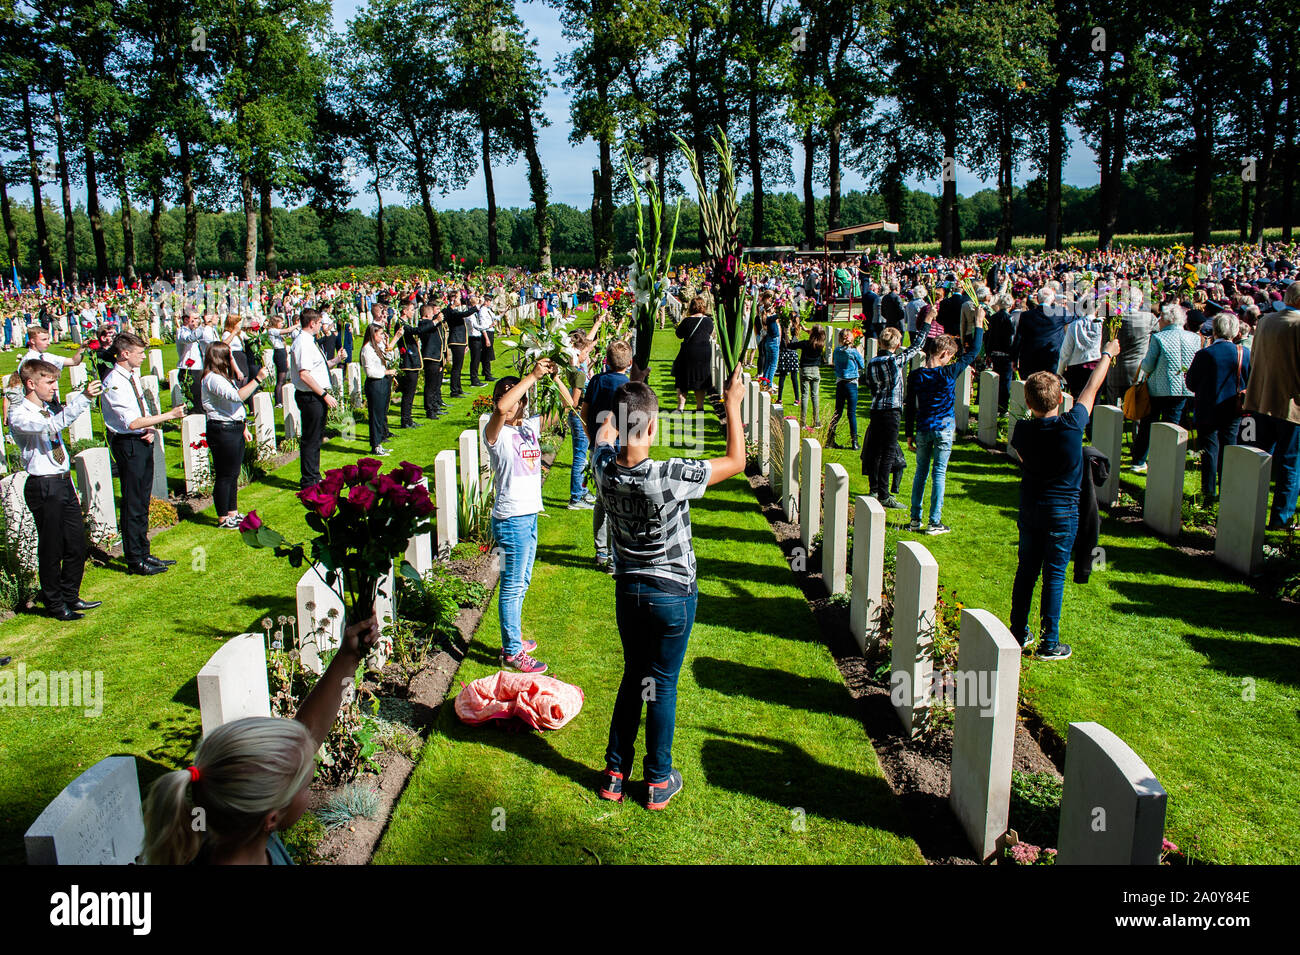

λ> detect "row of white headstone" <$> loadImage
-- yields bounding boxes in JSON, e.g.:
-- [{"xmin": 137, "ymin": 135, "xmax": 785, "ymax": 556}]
[
  {"xmin": 23, "ymin": 426, "xmax": 492, "ymax": 865},
  {"xmin": 766, "ymin": 400, "xmax": 1168, "ymax": 864},
  {"xmin": 972, "ymin": 369, "xmax": 1274, "ymax": 576}
]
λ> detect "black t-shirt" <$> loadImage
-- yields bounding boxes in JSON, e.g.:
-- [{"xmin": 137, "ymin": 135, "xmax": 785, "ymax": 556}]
[{"xmin": 1012, "ymin": 403, "xmax": 1089, "ymax": 513}]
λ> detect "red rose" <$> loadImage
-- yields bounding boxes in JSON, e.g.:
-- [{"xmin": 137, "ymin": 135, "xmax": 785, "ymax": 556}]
[
  {"xmin": 357, "ymin": 457, "xmax": 382, "ymax": 481},
  {"xmin": 341, "ymin": 464, "xmax": 361, "ymax": 484},
  {"xmin": 185, "ymin": 358, "xmax": 195, "ymax": 367},
  {"xmin": 371, "ymin": 473, "xmax": 402, "ymax": 497},
  {"xmin": 392, "ymin": 461, "xmax": 424, "ymax": 485},
  {"xmin": 411, "ymin": 493, "xmax": 435, "ymax": 517},
  {"xmin": 347, "ymin": 485, "xmax": 377, "ymax": 512},
  {"xmin": 389, "ymin": 485, "xmax": 412, "ymax": 507},
  {"xmin": 238, "ymin": 510, "xmax": 262, "ymax": 532}
]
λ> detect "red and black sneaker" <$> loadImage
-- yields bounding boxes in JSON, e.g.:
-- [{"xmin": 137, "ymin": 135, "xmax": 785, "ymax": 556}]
[
  {"xmin": 646, "ymin": 769, "xmax": 684, "ymax": 811},
  {"xmin": 598, "ymin": 769, "xmax": 625, "ymax": 802}
]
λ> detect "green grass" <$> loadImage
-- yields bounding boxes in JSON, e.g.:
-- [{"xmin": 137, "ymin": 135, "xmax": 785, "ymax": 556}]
[{"xmin": 374, "ymin": 344, "xmax": 923, "ymax": 865}]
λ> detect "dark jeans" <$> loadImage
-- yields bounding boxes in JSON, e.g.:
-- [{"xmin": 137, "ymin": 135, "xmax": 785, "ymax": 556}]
[
  {"xmin": 25, "ymin": 473, "xmax": 86, "ymax": 612},
  {"xmin": 1197, "ymin": 406, "xmax": 1240, "ymax": 501},
  {"xmin": 1250, "ymin": 414, "xmax": 1300, "ymax": 526},
  {"xmin": 827, "ymin": 380, "xmax": 860, "ymax": 446},
  {"xmin": 468, "ymin": 335, "xmax": 493, "ymax": 381},
  {"xmin": 364, "ymin": 376, "xmax": 392, "ymax": 450},
  {"xmin": 1010, "ymin": 504, "xmax": 1080, "ymax": 651},
  {"xmin": 1132, "ymin": 396, "xmax": 1188, "ymax": 466},
  {"xmin": 183, "ymin": 368, "xmax": 202, "ymax": 410},
  {"xmin": 862, "ymin": 407, "xmax": 902, "ymax": 497},
  {"xmin": 397, "ymin": 368, "xmax": 420, "ymax": 426},
  {"xmin": 1064, "ymin": 363, "xmax": 1096, "ymax": 440},
  {"xmin": 109, "ymin": 432, "xmax": 153, "ymax": 564},
  {"xmin": 423, "ymin": 362, "xmax": 444, "ymax": 415},
  {"xmin": 448, "ymin": 342, "xmax": 467, "ymax": 395},
  {"xmin": 207, "ymin": 419, "xmax": 245, "ymax": 517},
  {"xmin": 295, "ymin": 390, "xmax": 326, "ymax": 489},
  {"xmin": 990, "ymin": 356, "xmax": 1013, "ymax": 413},
  {"xmin": 605, "ymin": 579, "xmax": 698, "ymax": 783}
]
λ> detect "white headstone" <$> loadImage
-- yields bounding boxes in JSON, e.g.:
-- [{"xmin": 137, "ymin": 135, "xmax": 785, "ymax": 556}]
[
  {"xmin": 68, "ymin": 363, "xmax": 88, "ymax": 389},
  {"xmin": 1143, "ymin": 422, "xmax": 1187, "ymax": 537},
  {"xmin": 780, "ymin": 416, "xmax": 800, "ymax": 521},
  {"xmin": 150, "ymin": 314, "xmax": 161, "ymax": 340},
  {"xmin": 281, "ymin": 384, "xmax": 301, "ymax": 442},
  {"xmin": 0, "ymin": 472, "xmax": 39, "ymax": 580},
  {"xmin": 329, "ymin": 367, "xmax": 344, "ymax": 394},
  {"xmin": 458, "ymin": 429, "xmax": 481, "ymax": 502},
  {"xmin": 150, "ymin": 428, "xmax": 167, "ymax": 499},
  {"xmin": 297, "ymin": 564, "xmax": 345, "ymax": 675},
  {"xmin": 1092, "ymin": 405, "xmax": 1124, "ymax": 507},
  {"xmin": 169, "ymin": 368, "xmax": 182, "ymax": 409},
  {"xmin": 821, "ymin": 463, "xmax": 848, "ymax": 594},
  {"xmin": 252, "ymin": 392, "xmax": 276, "ymax": 458},
  {"xmin": 1006, "ymin": 379, "xmax": 1027, "ymax": 463},
  {"xmin": 799, "ymin": 437, "xmax": 822, "ymax": 553},
  {"xmin": 24, "ymin": 756, "xmax": 145, "ymax": 865},
  {"xmin": 1215, "ymin": 445, "xmax": 1271, "ymax": 575},
  {"xmin": 139, "ymin": 374, "xmax": 161, "ymax": 416},
  {"xmin": 261, "ymin": 348, "xmax": 274, "ymax": 377},
  {"xmin": 865, "ymin": 338, "xmax": 878, "ymax": 362},
  {"xmin": 892, "ymin": 540, "xmax": 938, "ymax": 736},
  {"xmin": 1057, "ymin": 722, "xmax": 1168, "ymax": 865},
  {"xmin": 66, "ymin": 401, "xmax": 93, "ymax": 444},
  {"xmin": 405, "ymin": 531, "xmax": 434, "ymax": 576},
  {"xmin": 370, "ymin": 564, "xmax": 397, "ymax": 670},
  {"xmin": 1060, "ymin": 392, "xmax": 1074, "ymax": 414},
  {"xmin": 73, "ymin": 447, "xmax": 118, "ymax": 541},
  {"xmin": 347, "ymin": 362, "xmax": 363, "ymax": 408},
  {"xmin": 478, "ymin": 413, "xmax": 491, "ymax": 466},
  {"xmin": 949, "ymin": 608, "xmax": 1022, "ymax": 862},
  {"xmin": 955, "ymin": 365, "xmax": 972, "ymax": 434},
  {"xmin": 977, "ymin": 369, "xmax": 999, "ymax": 447},
  {"xmin": 849, "ymin": 495, "xmax": 887, "ymax": 653},
  {"xmin": 181, "ymin": 413, "xmax": 210, "ymax": 495},
  {"xmin": 147, "ymin": 348, "xmax": 164, "ymax": 380},
  {"xmin": 757, "ymin": 391, "xmax": 772, "ymax": 477},
  {"xmin": 197, "ymin": 633, "xmax": 272, "ymax": 735},
  {"xmin": 434, "ymin": 448, "xmax": 459, "ymax": 556}
]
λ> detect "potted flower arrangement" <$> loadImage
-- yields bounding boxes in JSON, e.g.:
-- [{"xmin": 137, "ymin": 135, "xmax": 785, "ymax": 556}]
[{"xmin": 238, "ymin": 457, "xmax": 435, "ymax": 628}]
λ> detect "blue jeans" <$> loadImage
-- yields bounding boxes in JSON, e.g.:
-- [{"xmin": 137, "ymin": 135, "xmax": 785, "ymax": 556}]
[
  {"xmin": 1263, "ymin": 417, "xmax": 1300, "ymax": 526},
  {"xmin": 1197, "ymin": 409, "xmax": 1239, "ymax": 501},
  {"xmin": 1010, "ymin": 505, "xmax": 1080, "ymax": 651},
  {"xmin": 760, "ymin": 340, "xmax": 779, "ymax": 382},
  {"xmin": 828, "ymin": 380, "xmax": 859, "ymax": 445},
  {"xmin": 568, "ymin": 410, "xmax": 588, "ymax": 502},
  {"xmin": 490, "ymin": 513, "xmax": 538, "ymax": 656},
  {"xmin": 910, "ymin": 428, "xmax": 955, "ymax": 524},
  {"xmin": 605, "ymin": 580, "xmax": 698, "ymax": 783}
]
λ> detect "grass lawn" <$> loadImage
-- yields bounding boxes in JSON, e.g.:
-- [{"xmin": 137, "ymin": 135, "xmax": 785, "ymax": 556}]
[{"xmin": 374, "ymin": 343, "xmax": 923, "ymax": 865}]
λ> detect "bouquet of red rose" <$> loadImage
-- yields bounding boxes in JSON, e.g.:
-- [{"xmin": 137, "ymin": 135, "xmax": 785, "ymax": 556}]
[{"xmin": 239, "ymin": 457, "xmax": 436, "ymax": 628}]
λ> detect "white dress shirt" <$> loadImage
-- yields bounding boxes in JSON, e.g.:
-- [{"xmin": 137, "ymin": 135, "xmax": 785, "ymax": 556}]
[
  {"xmin": 360, "ymin": 342, "xmax": 389, "ymax": 379},
  {"xmin": 290, "ymin": 331, "xmax": 329, "ymax": 392},
  {"xmin": 176, "ymin": 324, "xmax": 215, "ymax": 369},
  {"xmin": 8, "ymin": 392, "xmax": 92, "ymax": 476},
  {"xmin": 21, "ymin": 349, "xmax": 65, "ymax": 372},
  {"xmin": 101, "ymin": 365, "xmax": 150, "ymax": 436},
  {"xmin": 471, "ymin": 306, "xmax": 497, "ymax": 338},
  {"xmin": 201, "ymin": 373, "xmax": 247, "ymax": 422}
]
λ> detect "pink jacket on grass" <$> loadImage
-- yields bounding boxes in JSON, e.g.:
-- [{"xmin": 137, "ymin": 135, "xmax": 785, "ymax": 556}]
[{"xmin": 454, "ymin": 671, "xmax": 584, "ymax": 731}]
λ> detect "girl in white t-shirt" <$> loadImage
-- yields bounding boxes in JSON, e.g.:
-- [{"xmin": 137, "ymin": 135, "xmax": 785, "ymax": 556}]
[{"xmin": 484, "ymin": 358, "xmax": 580, "ymax": 674}]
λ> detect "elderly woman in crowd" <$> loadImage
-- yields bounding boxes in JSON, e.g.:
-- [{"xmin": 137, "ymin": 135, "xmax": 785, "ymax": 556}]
[{"xmin": 1131, "ymin": 303, "xmax": 1202, "ymax": 472}]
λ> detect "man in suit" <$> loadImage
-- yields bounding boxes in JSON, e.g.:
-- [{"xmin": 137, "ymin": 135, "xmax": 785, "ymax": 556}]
[
  {"xmin": 394, "ymin": 300, "xmax": 425, "ymax": 429},
  {"xmin": 419, "ymin": 302, "xmax": 448, "ymax": 419},
  {"xmin": 1186, "ymin": 312, "xmax": 1250, "ymax": 501},
  {"xmin": 1243, "ymin": 281, "xmax": 1300, "ymax": 528},
  {"xmin": 1012, "ymin": 287, "xmax": 1070, "ymax": 379}
]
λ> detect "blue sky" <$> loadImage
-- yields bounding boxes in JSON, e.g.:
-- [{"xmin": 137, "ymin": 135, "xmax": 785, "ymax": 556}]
[{"xmin": 332, "ymin": 0, "xmax": 1103, "ymax": 214}]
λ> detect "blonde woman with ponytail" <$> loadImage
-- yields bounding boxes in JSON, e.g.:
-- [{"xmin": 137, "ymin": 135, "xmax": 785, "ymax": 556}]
[{"xmin": 142, "ymin": 615, "xmax": 379, "ymax": 865}]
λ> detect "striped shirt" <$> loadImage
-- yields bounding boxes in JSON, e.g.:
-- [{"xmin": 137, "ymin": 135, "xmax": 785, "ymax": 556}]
[{"xmin": 865, "ymin": 323, "xmax": 931, "ymax": 411}]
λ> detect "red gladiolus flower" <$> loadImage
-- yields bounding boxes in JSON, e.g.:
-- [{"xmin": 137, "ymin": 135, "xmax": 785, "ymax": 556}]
[
  {"xmin": 347, "ymin": 485, "xmax": 377, "ymax": 512},
  {"xmin": 357, "ymin": 457, "xmax": 382, "ymax": 481},
  {"xmin": 238, "ymin": 510, "xmax": 262, "ymax": 532}
]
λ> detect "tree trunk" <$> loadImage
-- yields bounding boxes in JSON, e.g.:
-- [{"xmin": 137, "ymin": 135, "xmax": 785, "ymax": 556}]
[
  {"xmin": 411, "ymin": 137, "xmax": 443, "ymax": 265},
  {"xmin": 1097, "ymin": 103, "xmax": 1127, "ymax": 251},
  {"xmin": 21, "ymin": 89, "xmax": 54, "ymax": 279},
  {"xmin": 375, "ymin": 180, "xmax": 387, "ymax": 267},
  {"xmin": 179, "ymin": 131, "xmax": 197, "ymax": 281},
  {"xmin": 1250, "ymin": 85, "xmax": 1281, "ymax": 245},
  {"xmin": 1045, "ymin": 105, "xmax": 1063, "ymax": 250},
  {"xmin": 997, "ymin": 107, "xmax": 1014, "ymax": 254},
  {"xmin": 597, "ymin": 129, "xmax": 614, "ymax": 272},
  {"xmin": 1284, "ymin": 75, "xmax": 1296, "ymax": 244},
  {"xmin": 117, "ymin": 158, "xmax": 136, "ymax": 284},
  {"xmin": 591, "ymin": 168, "xmax": 604, "ymax": 267},
  {"xmin": 1191, "ymin": 88, "xmax": 1213, "ymax": 247},
  {"xmin": 150, "ymin": 192, "xmax": 164, "ymax": 276},
  {"xmin": 0, "ymin": 175, "xmax": 19, "ymax": 274},
  {"xmin": 827, "ymin": 119, "xmax": 842, "ymax": 232},
  {"xmin": 52, "ymin": 94, "xmax": 78, "ymax": 284},
  {"xmin": 521, "ymin": 109, "xmax": 551, "ymax": 272},
  {"xmin": 241, "ymin": 169, "xmax": 257, "ymax": 282},
  {"xmin": 748, "ymin": 66, "xmax": 763, "ymax": 246},
  {"xmin": 802, "ymin": 125, "xmax": 816, "ymax": 249},
  {"xmin": 260, "ymin": 178, "xmax": 277, "ymax": 279},
  {"xmin": 481, "ymin": 121, "xmax": 499, "ymax": 266},
  {"xmin": 940, "ymin": 117, "xmax": 957, "ymax": 256},
  {"xmin": 85, "ymin": 136, "xmax": 109, "ymax": 284}
]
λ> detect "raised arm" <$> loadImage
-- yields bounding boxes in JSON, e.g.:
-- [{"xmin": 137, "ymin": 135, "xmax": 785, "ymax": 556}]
[
  {"xmin": 706, "ymin": 366, "xmax": 746, "ymax": 485},
  {"xmin": 1077, "ymin": 339, "xmax": 1119, "ymax": 416}
]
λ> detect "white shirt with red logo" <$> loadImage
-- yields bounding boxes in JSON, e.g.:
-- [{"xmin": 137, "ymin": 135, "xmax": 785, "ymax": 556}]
[{"xmin": 486, "ymin": 414, "xmax": 544, "ymax": 519}]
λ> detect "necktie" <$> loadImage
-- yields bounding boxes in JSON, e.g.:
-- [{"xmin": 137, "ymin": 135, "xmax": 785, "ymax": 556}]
[
  {"xmin": 129, "ymin": 373, "xmax": 149, "ymax": 419},
  {"xmin": 41, "ymin": 408, "xmax": 67, "ymax": 466}
]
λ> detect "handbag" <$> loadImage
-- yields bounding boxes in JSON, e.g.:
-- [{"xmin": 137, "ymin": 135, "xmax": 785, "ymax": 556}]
[
  {"xmin": 1234, "ymin": 344, "xmax": 1246, "ymax": 415},
  {"xmin": 1123, "ymin": 380, "xmax": 1150, "ymax": 421}
]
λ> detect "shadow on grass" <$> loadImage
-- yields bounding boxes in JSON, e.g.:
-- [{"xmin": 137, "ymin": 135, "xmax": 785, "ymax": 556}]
[
  {"xmin": 1182, "ymin": 632, "xmax": 1300, "ymax": 690},
  {"xmin": 692, "ymin": 656, "xmax": 850, "ymax": 716},
  {"xmin": 699, "ymin": 728, "xmax": 911, "ymax": 835}
]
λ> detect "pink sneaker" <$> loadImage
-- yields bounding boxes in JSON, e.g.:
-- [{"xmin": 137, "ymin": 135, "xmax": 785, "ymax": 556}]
[
  {"xmin": 501, "ymin": 650, "xmax": 548, "ymax": 674},
  {"xmin": 521, "ymin": 639, "xmax": 537, "ymax": 653}
]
